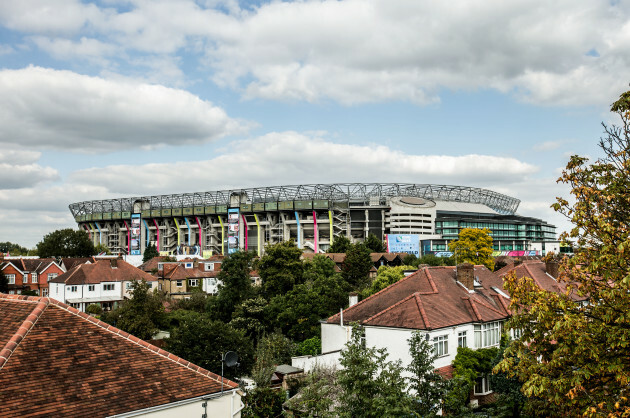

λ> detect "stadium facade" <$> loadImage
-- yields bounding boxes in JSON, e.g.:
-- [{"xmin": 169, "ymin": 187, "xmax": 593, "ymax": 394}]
[{"xmin": 69, "ymin": 183, "xmax": 556, "ymax": 257}]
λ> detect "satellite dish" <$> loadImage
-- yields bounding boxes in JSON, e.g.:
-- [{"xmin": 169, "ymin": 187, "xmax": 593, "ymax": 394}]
[{"xmin": 223, "ymin": 351, "xmax": 239, "ymax": 368}]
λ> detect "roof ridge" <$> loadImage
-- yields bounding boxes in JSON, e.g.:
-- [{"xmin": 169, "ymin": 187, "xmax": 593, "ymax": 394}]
[
  {"xmin": 328, "ymin": 268, "xmax": 424, "ymax": 322},
  {"xmin": 469, "ymin": 293, "xmax": 508, "ymax": 317},
  {"xmin": 461, "ymin": 297, "xmax": 481, "ymax": 321},
  {"xmin": 522, "ymin": 263, "xmax": 542, "ymax": 288},
  {"xmin": 424, "ymin": 268, "xmax": 439, "ymax": 293},
  {"xmin": 0, "ymin": 297, "xmax": 49, "ymax": 370},
  {"xmin": 43, "ymin": 297, "xmax": 238, "ymax": 388},
  {"xmin": 414, "ymin": 293, "xmax": 430, "ymax": 329},
  {"xmin": 363, "ymin": 292, "xmax": 423, "ymax": 326}
]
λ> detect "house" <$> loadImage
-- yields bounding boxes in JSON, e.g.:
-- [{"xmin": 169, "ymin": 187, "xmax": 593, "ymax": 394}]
[
  {"xmin": 293, "ymin": 263, "xmax": 511, "ymax": 403},
  {"xmin": 156, "ymin": 257, "xmax": 224, "ymax": 299},
  {"xmin": 59, "ymin": 256, "xmax": 96, "ymax": 272},
  {"xmin": 48, "ymin": 257, "xmax": 158, "ymax": 312},
  {"xmin": 0, "ymin": 294, "xmax": 242, "ymax": 417},
  {"xmin": 1, "ymin": 256, "xmax": 66, "ymax": 297}
]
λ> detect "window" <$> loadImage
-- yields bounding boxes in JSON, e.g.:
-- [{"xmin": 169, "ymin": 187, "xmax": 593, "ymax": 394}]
[
  {"xmin": 32, "ymin": 273, "xmax": 38, "ymax": 283},
  {"xmin": 458, "ymin": 331, "xmax": 467, "ymax": 348},
  {"xmin": 433, "ymin": 335, "xmax": 448, "ymax": 357},
  {"xmin": 6, "ymin": 274, "xmax": 15, "ymax": 284},
  {"xmin": 205, "ymin": 263, "xmax": 214, "ymax": 271},
  {"xmin": 474, "ymin": 375, "xmax": 492, "ymax": 395},
  {"xmin": 34, "ymin": 290, "xmax": 39, "ymax": 295},
  {"xmin": 176, "ymin": 280, "xmax": 183, "ymax": 287},
  {"xmin": 47, "ymin": 273, "xmax": 57, "ymax": 281},
  {"xmin": 189, "ymin": 278, "xmax": 199, "ymax": 287},
  {"xmin": 126, "ymin": 282, "xmax": 133, "ymax": 289},
  {"xmin": 69, "ymin": 286, "xmax": 77, "ymax": 292},
  {"xmin": 88, "ymin": 285, "xmax": 95, "ymax": 292},
  {"xmin": 103, "ymin": 284, "xmax": 115, "ymax": 291},
  {"xmin": 475, "ymin": 322, "xmax": 501, "ymax": 348},
  {"xmin": 42, "ymin": 289, "xmax": 48, "ymax": 297},
  {"xmin": 185, "ymin": 262, "xmax": 193, "ymax": 268},
  {"xmin": 23, "ymin": 274, "xmax": 27, "ymax": 283}
]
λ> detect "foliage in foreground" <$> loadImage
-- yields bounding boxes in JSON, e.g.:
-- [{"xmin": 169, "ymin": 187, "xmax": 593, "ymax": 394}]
[{"xmin": 496, "ymin": 90, "xmax": 630, "ymax": 416}]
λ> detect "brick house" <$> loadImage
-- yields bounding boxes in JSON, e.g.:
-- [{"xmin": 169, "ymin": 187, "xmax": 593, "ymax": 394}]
[{"xmin": 1, "ymin": 256, "xmax": 65, "ymax": 297}]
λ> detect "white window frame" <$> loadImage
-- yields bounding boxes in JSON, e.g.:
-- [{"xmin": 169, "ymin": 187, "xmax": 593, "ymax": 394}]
[
  {"xmin": 47, "ymin": 273, "xmax": 57, "ymax": 281},
  {"xmin": 176, "ymin": 280, "xmax": 183, "ymax": 287},
  {"xmin": 88, "ymin": 285, "xmax": 95, "ymax": 292},
  {"xmin": 189, "ymin": 278, "xmax": 199, "ymax": 288},
  {"xmin": 433, "ymin": 335, "xmax": 448, "ymax": 357},
  {"xmin": 70, "ymin": 285, "xmax": 77, "ymax": 292},
  {"xmin": 475, "ymin": 321, "xmax": 501, "ymax": 348},
  {"xmin": 474, "ymin": 375, "xmax": 492, "ymax": 395},
  {"xmin": 205, "ymin": 263, "xmax": 214, "ymax": 271},
  {"xmin": 103, "ymin": 284, "xmax": 115, "ymax": 291},
  {"xmin": 458, "ymin": 331, "xmax": 467, "ymax": 348},
  {"xmin": 185, "ymin": 262, "xmax": 193, "ymax": 268},
  {"xmin": 42, "ymin": 289, "xmax": 48, "ymax": 297},
  {"xmin": 32, "ymin": 273, "xmax": 38, "ymax": 283},
  {"xmin": 23, "ymin": 274, "xmax": 28, "ymax": 283},
  {"xmin": 6, "ymin": 274, "xmax": 15, "ymax": 284}
]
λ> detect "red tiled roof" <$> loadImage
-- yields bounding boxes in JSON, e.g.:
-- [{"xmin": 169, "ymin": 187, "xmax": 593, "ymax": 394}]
[
  {"xmin": 328, "ymin": 266, "xmax": 510, "ymax": 330},
  {"xmin": 49, "ymin": 259, "xmax": 157, "ymax": 285},
  {"xmin": 0, "ymin": 294, "xmax": 237, "ymax": 417},
  {"xmin": 60, "ymin": 257, "xmax": 95, "ymax": 271},
  {"xmin": 436, "ymin": 364, "xmax": 454, "ymax": 379},
  {"xmin": 498, "ymin": 260, "xmax": 586, "ymax": 301}
]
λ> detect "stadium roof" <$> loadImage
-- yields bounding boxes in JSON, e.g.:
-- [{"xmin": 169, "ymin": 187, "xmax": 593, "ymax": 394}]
[{"xmin": 69, "ymin": 183, "xmax": 520, "ymax": 216}]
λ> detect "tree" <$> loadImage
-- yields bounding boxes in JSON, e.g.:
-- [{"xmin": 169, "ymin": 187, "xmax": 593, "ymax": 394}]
[
  {"xmin": 0, "ymin": 241, "xmax": 29, "ymax": 255},
  {"xmin": 229, "ymin": 296, "xmax": 269, "ymax": 344},
  {"xmin": 258, "ymin": 240, "xmax": 304, "ymax": 298},
  {"xmin": 496, "ymin": 91, "xmax": 630, "ymax": 416},
  {"xmin": 267, "ymin": 274, "xmax": 347, "ymax": 341},
  {"xmin": 209, "ymin": 250, "xmax": 256, "ymax": 322},
  {"xmin": 36, "ymin": 228, "xmax": 95, "ymax": 258},
  {"xmin": 284, "ymin": 366, "xmax": 338, "ymax": 417},
  {"xmin": 142, "ymin": 243, "xmax": 158, "ymax": 262},
  {"xmin": 364, "ymin": 233, "xmax": 386, "ymax": 253},
  {"xmin": 488, "ymin": 337, "xmax": 527, "ymax": 417},
  {"xmin": 94, "ymin": 243, "xmax": 111, "ymax": 255},
  {"xmin": 361, "ymin": 265, "xmax": 416, "ymax": 298},
  {"xmin": 336, "ymin": 325, "xmax": 413, "ymax": 417},
  {"xmin": 328, "ymin": 235, "xmax": 351, "ymax": 253},
  {"xmin": 407, "ymin": 331, "xmax": 451, "ymax": 416},
  {"xmin": 341, "ymin": 243, "xmax": 373, "ymax": 289},
  {"xmin": 0, "ymin": 271, "xmax": 8, "ymax": 294},
  {"xmin": 296, "ymin": 336, "xmax": 321, "ymax": 356},
  {"xmin": 448, "ymin": 228, "xmax": 495, "ymax": 270},
  {"xmin": 102, "ymin": 280, "xmax": 165, "ymax": 340},
  {"xmin": 166, "ymin": 312, "xmax": 253, "ymax": 380}
]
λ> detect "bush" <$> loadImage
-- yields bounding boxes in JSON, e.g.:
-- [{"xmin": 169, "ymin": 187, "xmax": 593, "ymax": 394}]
[{"xmin": 86, "ymin": 304, "xmax": 103, "ymax": 315}]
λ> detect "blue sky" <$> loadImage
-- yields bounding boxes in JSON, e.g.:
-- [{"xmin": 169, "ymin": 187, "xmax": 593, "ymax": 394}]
[{"xmin": 0, "ymin": 0, "xmax": 628, "ymax": 247}]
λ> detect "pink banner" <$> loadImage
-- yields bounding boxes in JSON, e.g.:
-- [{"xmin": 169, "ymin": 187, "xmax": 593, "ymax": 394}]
[
  {"xmin": 123, "ymin": 220, "xmax": 130, "ymax": 253},
  {"xmin": 242, "ymin": 214, "xmax": 248, "ymax": 250},
  {"xmin": 313, "ymin": 210, "xmax": 318, "ymax": 253},
  {"xmin": 152, "ymin": 219, "xmax": 160, "ymax": 251}
]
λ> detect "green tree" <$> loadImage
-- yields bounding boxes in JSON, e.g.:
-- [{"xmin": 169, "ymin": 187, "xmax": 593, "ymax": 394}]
[
  {"xmin": 86, "ymin": 304, "xmax": 103, "ymax": 315},
  {"xmin": 496, "ymin": 91, "xmax": 630, "ymax": 416},
  {"xmin": 364, "ymin": 233, "xmax": 386, "ymax": 252},
  {"xmin": 296, "ymin": 336, "xmax": 321, "ymax": 356},
  {"xmin": 328, "ymin": 235, "xmax": 351, "ymax": 253},
  {"xmin": 209, "ymin": 250, "xmax": 256, "ymax": 322},
  {"xmin": 229, "ymin": 296, "xmax": 269, "ymax": 344},
  {"xmin": 336, "ymin": 325, "xmax": 413, "ymax": 417},
  {"xmin": 258, "ymin": 240, "xmax": 304, "ymax": 298},
  {"xmin": 361, "ymin": 265, "xmax": 416, "ymax": 298},
  {"xmin": 448, "ymin": 228, "xmax": 495, "ymax": 270},
  {"xmin": 103, "ymin": 280, "xmax": 165, "ymax": 340},
  {"xmin": 36, "ymin": 228, "xmax": 96, "ymax": 258},
  {"xmin": 418, "ymin": 253, "xmax": 447, "ymax": 266},
  {"xmin": 407, "ymin": 331, "xmax": 451, "ymax": 416},
  {"xmin": 241, "ymin": 387, "xmax": 285, "ymax": 418},
  {"xmin": 341, "ymin": 243, "xmax": 373, "ymax": 289},
  {"xmin": 166, "ymin": 312, "xmax": 253, "ymax": 380},
  {"xmin": 267, "ymin": 274, "xmax": 347, "ymax": 341},
  {"xmin": 303, "ymin": 254, "xmax": 338, "ymax": 282},
  {"xmin": 0, "ymin": 271, "xmax": 8, "ymax": 293},
  {"xmin": 284, "ymin": 366, "xmax": 338, "ymax": 417},
  {"xmin": 0, "ymin": 241, "xmax": 29, "ymax": 255},
  {"xmin": 142, "ymin": 243, "xmax": 159, "ymax": 262},
  {"xmin": 488, "ymin": 337, "xmax": 526, "ymax": 417}
]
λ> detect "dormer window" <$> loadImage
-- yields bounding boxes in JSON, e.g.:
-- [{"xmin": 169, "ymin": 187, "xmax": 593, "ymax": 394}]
[
  {"xmin": 185, "ymin": 262, "xmax": 193, "ymax": 268},
  {"xmin": 205, "ymin": 263, "xmax": 214, "ymax": 271}
]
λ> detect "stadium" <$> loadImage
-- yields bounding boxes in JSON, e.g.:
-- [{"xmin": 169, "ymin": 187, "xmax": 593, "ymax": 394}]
[{"xmin": 69, "ymin": 183, "xmax": 556, "ymax": 257}]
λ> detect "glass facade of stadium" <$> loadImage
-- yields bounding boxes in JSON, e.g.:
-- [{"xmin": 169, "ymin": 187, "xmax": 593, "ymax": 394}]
[{"xmin": 69, "ymin": 183, "xmax": 556, "ymax": 256}]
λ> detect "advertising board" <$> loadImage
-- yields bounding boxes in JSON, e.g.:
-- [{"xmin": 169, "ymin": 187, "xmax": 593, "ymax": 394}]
[
  {"xmin": 130, "ymin": 214, "xmax": 141, "ymax": 255},
  {"xmin": 386, "ymin": 234, "xmax": 420, "ymax": 256},
  {"xmin": 227, "ymin": 208, "xmax": 240, "ymax": 254}
]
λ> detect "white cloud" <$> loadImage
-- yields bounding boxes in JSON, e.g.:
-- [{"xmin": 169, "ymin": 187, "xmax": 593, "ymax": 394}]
[
  {"xmin": 67, "ymin": 131, "xmax": 538, "ymax": 195},
  {"xmin": 0, "ymin": 66, "xmax": 249, "ymax": 152},
  {"xmin": 533, "ymin": 140, "xmax": 573, "ymax": 152},
  {"xmin": 0, "ymin": 148, "xmax": 59, "ymax": 189}
]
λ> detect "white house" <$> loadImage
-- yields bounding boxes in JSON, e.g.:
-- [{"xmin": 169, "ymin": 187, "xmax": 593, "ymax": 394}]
[
  {"xmin": 293, "ymin": 264, "xmax": 510, "ymax": 399},
  {"xmin": 49, "ymin": 257, "xmax": 158, "ymax": 312}
]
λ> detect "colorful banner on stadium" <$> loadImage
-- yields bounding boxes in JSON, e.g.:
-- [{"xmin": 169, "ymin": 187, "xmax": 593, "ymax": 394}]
[
  {"xmin": 492, "ymin": 250, "xmax": 539, "ymax": 257},
  {"xmin": 130, "ymin": 214, "xmax": 141, "ymax": 255},
  {"xmin": 386, "ymin": 234, "xmax": 420, "ymax": 256},
  {"xmin": 227, "ymin": 208, "xmax": 240, "ymax": 254}
]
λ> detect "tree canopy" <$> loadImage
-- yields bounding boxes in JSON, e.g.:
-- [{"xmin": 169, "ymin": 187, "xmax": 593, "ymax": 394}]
[
  {"xmin": 328, "ymin": 235, "xmax": 351, "ymax": 253},
  {"xmin": 361, "ymin": 265, "xmax": 415, "ymax": 298},
  {"xmin": 36, "ymin": 228, "xmax": 96, "ymax": 258},
  {"xmin": 258, "ymin": 240, "xmax": 304, "ymax": 298},
  {"xmin": 341, "ymin": 243, "xmax": 373, "ymax": 289},
  {"xmin": 364, "ymin": 233, "xmax": 386, "ymax": 252},
  {"xmin": 0, "ymin": 241, "xmax": 30, "ymax": 255},
  {"xmin": 448, "ymin": 227, "xmax": 495, "ymax": 270},
  {"xmin": 209, "ymin": 250, "xmax": 256, "ymax": 322},
  {"xmin": 496, "ymin": 90, "xmax": 630, "ymax": 416},
  {"xmin": 142, "ymin": 243, "xmax": 159, "ymax": 262}
]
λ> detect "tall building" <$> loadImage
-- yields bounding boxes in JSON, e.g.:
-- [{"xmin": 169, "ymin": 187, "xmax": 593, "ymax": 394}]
[{"xmin": 69, "ymin": 183, "xmax": 555, "ymax": 256}]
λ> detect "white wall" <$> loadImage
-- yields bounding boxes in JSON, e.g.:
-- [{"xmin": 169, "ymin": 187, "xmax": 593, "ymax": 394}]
[
  {"xmin": 115, "ymin": 391, "xmax": 242, "ymax": 418},
  {"xmin": 292, "ymin": 351, "xmax": 342, "ymax": 373},
  {"xmin": 321, "ymin": 323, "xmax": 350, "ymax": 353}
]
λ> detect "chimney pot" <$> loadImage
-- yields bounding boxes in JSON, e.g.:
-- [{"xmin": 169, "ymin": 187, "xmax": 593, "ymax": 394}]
[{"xmin": 457, "ymin": 263, "xmax": 475, "ymax": 290}]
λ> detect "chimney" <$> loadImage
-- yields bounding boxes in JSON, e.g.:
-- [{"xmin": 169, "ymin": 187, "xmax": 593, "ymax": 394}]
[
  {"xmin": 514, "ymin": 258, "xmax": 522, "ymax": 266},
  {"xmin": 457, "ymin": 263, "xmax": 475, "ymax": 290},
  {"xmin": 349, "ymin": 292, "xmax": 359, "ymax": 307},
  {"xmin": 193, "ymin": 258, "xmax": 199, "ymax": 268},
  {"xmin": 546, "ymin": 260, "xmax": 559, "ymax": 279},
  {"xmin": 110, "ymin": 258, "xmax": 118, "ymax": 268}
]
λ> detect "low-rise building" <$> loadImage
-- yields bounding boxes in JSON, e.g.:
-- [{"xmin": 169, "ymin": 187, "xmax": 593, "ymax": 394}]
[
  {"xmin": 0, "ymin": 294, "xmax": 242, "ymax": 417},
  {"xmin": 48, "ymin": 257, "xmax": 157, "ymax": 312},
  {"xmin": 1, "ymin": 256, "xmax": 65, "ymax": 297}
]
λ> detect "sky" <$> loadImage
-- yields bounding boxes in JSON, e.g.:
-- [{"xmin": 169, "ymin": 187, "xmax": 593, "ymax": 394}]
[{"xmin": 1, "ymin": 0, "xmax": 629, "ymax": 248}]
